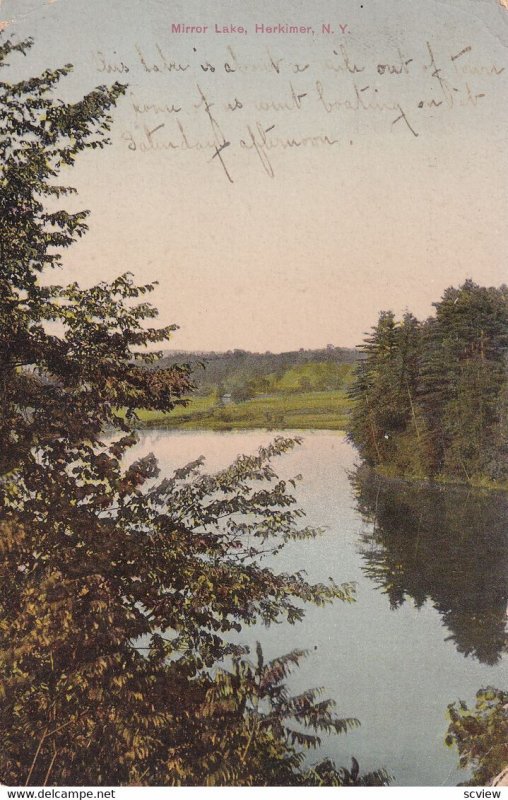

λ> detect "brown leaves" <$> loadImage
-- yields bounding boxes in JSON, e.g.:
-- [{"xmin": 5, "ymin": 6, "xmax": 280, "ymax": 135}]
[{"xmin": 0, "ymin": 39, "xmax": 376, "ymax": 786}]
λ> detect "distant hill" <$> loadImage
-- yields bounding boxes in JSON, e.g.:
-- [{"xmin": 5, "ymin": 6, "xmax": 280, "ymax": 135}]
[{"xmin": 158, "ymin": 346, "xmax": 361, "ymax": 396}]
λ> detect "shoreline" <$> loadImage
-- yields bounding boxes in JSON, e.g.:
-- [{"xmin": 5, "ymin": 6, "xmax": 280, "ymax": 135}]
[
  {"xmin": 135, "ymin": 420, "xmax": 508, "ymax": 494},
  {"xmin": 362, "ymin": 464, "xmax": 508, "ymax": 497}
]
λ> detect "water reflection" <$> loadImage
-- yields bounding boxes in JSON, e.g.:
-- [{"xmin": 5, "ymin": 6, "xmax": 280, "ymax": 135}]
[{"xmin": 351, "ymin": 468, "xmax": 508, "ymax": 665}]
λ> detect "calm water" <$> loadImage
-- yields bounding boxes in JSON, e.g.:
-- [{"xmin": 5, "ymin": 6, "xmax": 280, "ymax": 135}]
[{"xmin": 129, "ymin": 429, "xmax": 508, "ymax": 787}]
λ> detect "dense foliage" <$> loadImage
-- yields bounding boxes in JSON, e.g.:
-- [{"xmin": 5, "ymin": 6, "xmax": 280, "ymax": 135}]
[
  {"xmin": 446, "ymin": 688, "xmax": 508, "ymax": 786},
  {"xmin": 0, "ymin": 37, "xmax": 389, "ymax": 786},
  {"xmin": 348, "ymin": 285, "xmax": 508, "ymax": 486},
  {"xmin": 159, "ymin": 346, "xmax": 357, "ymax": 398}
]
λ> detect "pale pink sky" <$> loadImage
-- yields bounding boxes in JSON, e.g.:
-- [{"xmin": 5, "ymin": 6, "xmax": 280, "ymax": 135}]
[{"xmin": 3, "ymin": 0, "xmax": 508, "ymax": 350}]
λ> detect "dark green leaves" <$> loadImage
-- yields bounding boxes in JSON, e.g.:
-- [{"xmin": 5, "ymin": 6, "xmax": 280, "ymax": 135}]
[
  {"xmin": 348, "ymin": 282, "xmax": 508, "ymax": 486},
  {"xmin": 446, "ymin": 687, "xmax": 508, "ymax": 786}
]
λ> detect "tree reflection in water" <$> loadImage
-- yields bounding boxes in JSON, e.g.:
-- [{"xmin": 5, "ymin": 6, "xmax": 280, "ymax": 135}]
[{"xmin": 351, "ymin": 468, "xmax": 508, "ymax": 666}]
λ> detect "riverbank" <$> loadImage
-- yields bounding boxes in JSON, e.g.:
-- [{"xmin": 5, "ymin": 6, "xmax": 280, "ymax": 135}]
[
  {"xmin": 131, "ymin": 391, "xmax": 507, "ymax": 491},
  {"xmin": 137, "ymin": 389, "xmax": 351, "ymax": 431},
  {"xmin": 368, "ymin": 463, "xmax": 508, "ymax": 494}
]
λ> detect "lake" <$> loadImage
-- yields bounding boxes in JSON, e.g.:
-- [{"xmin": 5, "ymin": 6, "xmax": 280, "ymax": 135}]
[{"xmin": 128, "ymin": 428, "xmax": 508, "ymax": 787}]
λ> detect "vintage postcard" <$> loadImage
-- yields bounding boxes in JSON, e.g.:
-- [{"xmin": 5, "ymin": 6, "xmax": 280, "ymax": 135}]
[{"xmin": 0, "ymin": 0, "xmax": 507, "ymax": 792}]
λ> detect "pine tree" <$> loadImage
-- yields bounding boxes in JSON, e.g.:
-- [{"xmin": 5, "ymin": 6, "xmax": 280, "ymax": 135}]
[
  {"xmin": 348, "ymin": 311, "xmax": 422, "ymax": 469},
  {"xmin": 349, "ymin": 282, "xmax": 508, "ymax": 484},
  {"xmin": 419, "ymin": 281, "xmax": 508, "ymax": 481}
]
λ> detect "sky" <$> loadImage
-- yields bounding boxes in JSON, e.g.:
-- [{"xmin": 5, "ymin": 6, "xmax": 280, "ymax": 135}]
[{"xmin": 1, "ymin": 0, "xmax": 508, "ymax": 351}]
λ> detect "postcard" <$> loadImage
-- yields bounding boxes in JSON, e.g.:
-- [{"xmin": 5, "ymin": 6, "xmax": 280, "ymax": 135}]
[{"xmin": 0, "ymin": 0, "xmax": 506, "ymax": 792}]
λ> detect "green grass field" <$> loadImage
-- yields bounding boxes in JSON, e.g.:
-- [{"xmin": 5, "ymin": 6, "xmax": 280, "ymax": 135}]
[{"xmin": 135, "ymin": 390, "xmax": 351, "ymax": 431}]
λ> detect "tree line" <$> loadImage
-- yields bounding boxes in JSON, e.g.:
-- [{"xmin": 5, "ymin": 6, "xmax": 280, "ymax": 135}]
[
  {"xmin": 348, "ymin": 283, "xmax": 508, "ymax": 487},
  {"xmin": 159, "ymin": 346, "xmax": 358, "ymax": 399}
]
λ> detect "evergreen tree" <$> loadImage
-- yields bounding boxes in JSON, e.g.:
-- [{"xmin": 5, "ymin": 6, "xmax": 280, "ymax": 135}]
[
  {"xmin": 349, "ymin": 282, "xmax": 508, "ymax": 485},
  {"xmin": 348, "ymin": 311, "xmax": 422, "ymax": 469},
  {"xmin": 348, "ymin": 311, "xmax": 399, "ymax": 464},
  {"xmin": 419, "ymin": 281, "xmax": 508, "ymax": 481}
]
